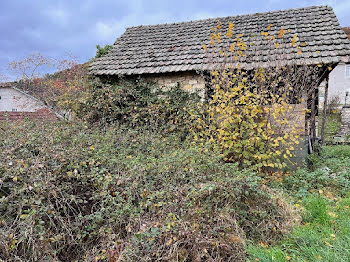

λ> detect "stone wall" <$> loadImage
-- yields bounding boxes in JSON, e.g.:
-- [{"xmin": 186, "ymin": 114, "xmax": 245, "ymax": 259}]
[
  {"xmin": 334, "ymin": 106, "xmax": 350, "ymax": 140},
  {"xmin": 144, "ymin": 71, "xmax": 206, "ymax": 98},
  {"xmin": 341, "ymin": 106, "xmax": 350, "ymax": 125},
  {"xmin": 144, "ymin": 71, "xmax": 308, "ymax": 133}
]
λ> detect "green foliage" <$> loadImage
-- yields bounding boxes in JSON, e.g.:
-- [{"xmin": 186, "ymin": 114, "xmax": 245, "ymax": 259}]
[
  {"xmin": 0, "ymin": 121, "xmax": 297, "ymax": 261},
  {"xmin": 323, "ymin": 145, "xmax": 350, "ymax": 159},
  {"xmin": 95, "ymin": 44, "xmax": 113, "ymax": 58},
  {"xmin": 248, "ymin": 195, "xmax": 350, "ymax": 262},
  {"xmin": 302, "ymin": 196, "xmax": 331, "ymax": 225},
  {"xmin": 265, "ymin": 145, "xmax": 350, "ymax": 199},
  {"xmin": 77, "ymin": 77, "xmax": 200, "ymax": 135},
  {"xmin": 318, "ymin": 112, "xmax": 342, "ymax": 142},
  {"xmin": 190, "ymin": 67, "xmax": 302, "ymax": 170},
  {"xmin": 249, "ymin": 145, "xmax": 350, "ymax": 262}
]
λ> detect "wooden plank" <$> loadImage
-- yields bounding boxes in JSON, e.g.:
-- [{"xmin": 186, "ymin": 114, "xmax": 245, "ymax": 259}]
[{"xmin": 320, "ymin": 74, "xmax": 329, "ymax": 144}]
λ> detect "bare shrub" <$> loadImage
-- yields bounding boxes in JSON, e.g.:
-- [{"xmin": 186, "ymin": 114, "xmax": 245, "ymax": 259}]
[{"xmin": 327, "ymin": 96, "xmax": 341, "ymax": 114}]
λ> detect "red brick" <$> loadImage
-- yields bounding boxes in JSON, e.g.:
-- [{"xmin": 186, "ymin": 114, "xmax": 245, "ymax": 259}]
[{"xmin": 0, "ymin": 108, "xmax": 58, "ymax": 122}]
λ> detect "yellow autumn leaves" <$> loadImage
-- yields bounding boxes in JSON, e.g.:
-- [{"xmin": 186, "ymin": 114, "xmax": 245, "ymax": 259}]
[
  {"xmin": 203, "ymin": 22, "xmax": 322, "ymax": 57},
  {"xmin": 190, "ymin": 67, "xmax": 302, "ymax": 169},
  {"xmin": 192, "ymin": 21, "xmax": 305, "ymax": 170}
]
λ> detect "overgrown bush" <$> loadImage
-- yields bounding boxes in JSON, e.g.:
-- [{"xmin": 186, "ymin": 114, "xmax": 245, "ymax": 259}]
[
  {"xmin": 77, "ymin": 77, "xmax": 200, "ymax": 135},
  {"xmin": 8, "ymin": 53, "xmax": 88, "ymax": 118},
  {"xmin": 0, "ymin": 121, "xmax": 298, "ymax": 261},
  {"xmin": 189, "ymin": 21, "xmax": 323, "ymax": 170},
  {"xmin": 327, "ymin": 95, "xmax": 341, "ymax": 114},
  {"xmin": 189, "ymin": 67, "xmax": 304, "ymax": 170},
  {"xmin": 318, "ymin": 112, "xmax": 342, "ymax": 142},
  {"xmin": 265, "ymin": 146, "xmax": 350, "ymax": 199}
]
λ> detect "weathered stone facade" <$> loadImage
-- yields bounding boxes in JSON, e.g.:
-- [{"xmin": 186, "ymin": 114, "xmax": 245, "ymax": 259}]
[
  {"xmin": 341, "ymin": 106, "xmax": 350, "ymax": 124},
  {"xmin": 334, "ymin": 106, "xmax": 350, "ymax": 142},
  {"xmin": 146, "ymin": 72, "xmax": 307, "ymax": 134},
  {"xmin": 340, "ymin": 106, "xmax": 350, "ymax": 134},
  {"xmin": 144, "ymin": 71, "xmax": 206, "ymax": 98}
]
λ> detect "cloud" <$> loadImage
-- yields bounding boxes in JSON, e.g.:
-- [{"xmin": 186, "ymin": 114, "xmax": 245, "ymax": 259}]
[
  {"xmin": 44, "ymin": 7, "xmax": 70, "ymax": 26},
  {"xmin": 95, "ymin": 21, "xmax": 116, "ymax": 39},
  {"xmin": 0, "ymin": 0, "xmax": 349, "ymax": 81}
]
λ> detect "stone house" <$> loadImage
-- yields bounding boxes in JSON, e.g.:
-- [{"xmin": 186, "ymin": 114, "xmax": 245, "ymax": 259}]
[
  {"xmin": 90, "ymin": 5, "xmax": 350, "ymax": 153},
  {"xmin": 337, "ymin": 106, "xmax": 350, "ymax": 138},
  {"xmin": 0, "ymin": 84, "xmax": 58, "ymax": 121}
]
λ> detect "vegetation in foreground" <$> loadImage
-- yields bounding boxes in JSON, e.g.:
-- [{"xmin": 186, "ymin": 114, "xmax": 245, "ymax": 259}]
[
  {"xmin": 1, "ymin": 120, "xmax": 350, "ymax": 261},
  {"xmin": 318, "ymin": 112, "xmax": 342, "ymax": 143},
  {"xmin": 1, "ymin": 73, "xmax": 350, "ymax": 261},
  {"xmin": 1, "ymin": 75, "xmax": 350, "ymax": 261},
  {"xmin": 249, "ymin": 145, "xmax": 350, "ymax": 261},
  {"xmin": 0, "ymin": 121, "xmax": 298, "ymax": 262},
  {"xmin": 248, "ymin": 195, "xmax": 350, "ymax": 262}
]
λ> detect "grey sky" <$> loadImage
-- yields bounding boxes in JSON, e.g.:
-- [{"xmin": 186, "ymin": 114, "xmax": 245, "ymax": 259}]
[{"xmin": 1, "ymin": 0, "xmax": 349, "ymax": 78}]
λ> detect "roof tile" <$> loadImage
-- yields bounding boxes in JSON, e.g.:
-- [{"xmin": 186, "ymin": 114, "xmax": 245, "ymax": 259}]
[{"xmin": 90, "ymin": 5, "xmax": 350, "ymax": 76}]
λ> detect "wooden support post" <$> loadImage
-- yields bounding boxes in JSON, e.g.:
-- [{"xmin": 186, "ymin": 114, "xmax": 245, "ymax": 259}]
[
  {"xmin": 304, "ymin": 88, "xmax": 312, "ymax": 153},
  {"xmin": 310, "ymin": 86, "xmax": 316, "ymax": 148},
  {"xmin": 320, "ymin": 74, "xmax": 329, "ymax": 145}
]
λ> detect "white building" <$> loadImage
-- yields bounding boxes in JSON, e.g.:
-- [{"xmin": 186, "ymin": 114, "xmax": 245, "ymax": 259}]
[
  {"xmin": 0, "ymin": 85, "xmax": 44, "ymax": 112},
  {"xmin": 329, "ymin": 63, "xmax": 350, "ymax": 105},
  {"xmin": 0, "ymin": 84, "xmax": 58, "ymax": 121},
  {"xmin": 319, "ymin": 63, "xmax": 350, "ymax": 108}
]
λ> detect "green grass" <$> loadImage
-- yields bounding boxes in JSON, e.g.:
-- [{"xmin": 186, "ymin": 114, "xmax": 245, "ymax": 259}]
[
  {"xmin": 318, "ymin": 113, "xmax": 342, "ymax": 142},
  {"xmin": 266, "ymin": 145, "xmax": 350, "ymax": 199},
  {"xmin": 248, "ymin": 145, "xmax": 350, "ymax": 262},
  {"xmin": 248, "ymin": 195, "xmax": 350, "ymax": 262}
]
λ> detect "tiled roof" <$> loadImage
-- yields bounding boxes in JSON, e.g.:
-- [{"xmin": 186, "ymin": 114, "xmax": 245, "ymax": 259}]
[{"xmin": 90, "ymin": 5, "xmax": 350, "ymax": 76}]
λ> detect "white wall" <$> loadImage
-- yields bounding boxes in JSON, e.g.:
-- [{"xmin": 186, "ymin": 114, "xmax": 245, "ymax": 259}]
[
  {"xmin": 0, "ymin": 87, "xmax": 43, "ymax": 112},
  {"xmin": 328, "ymin": 63, "xmax": 350, "ymax": 105}
]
